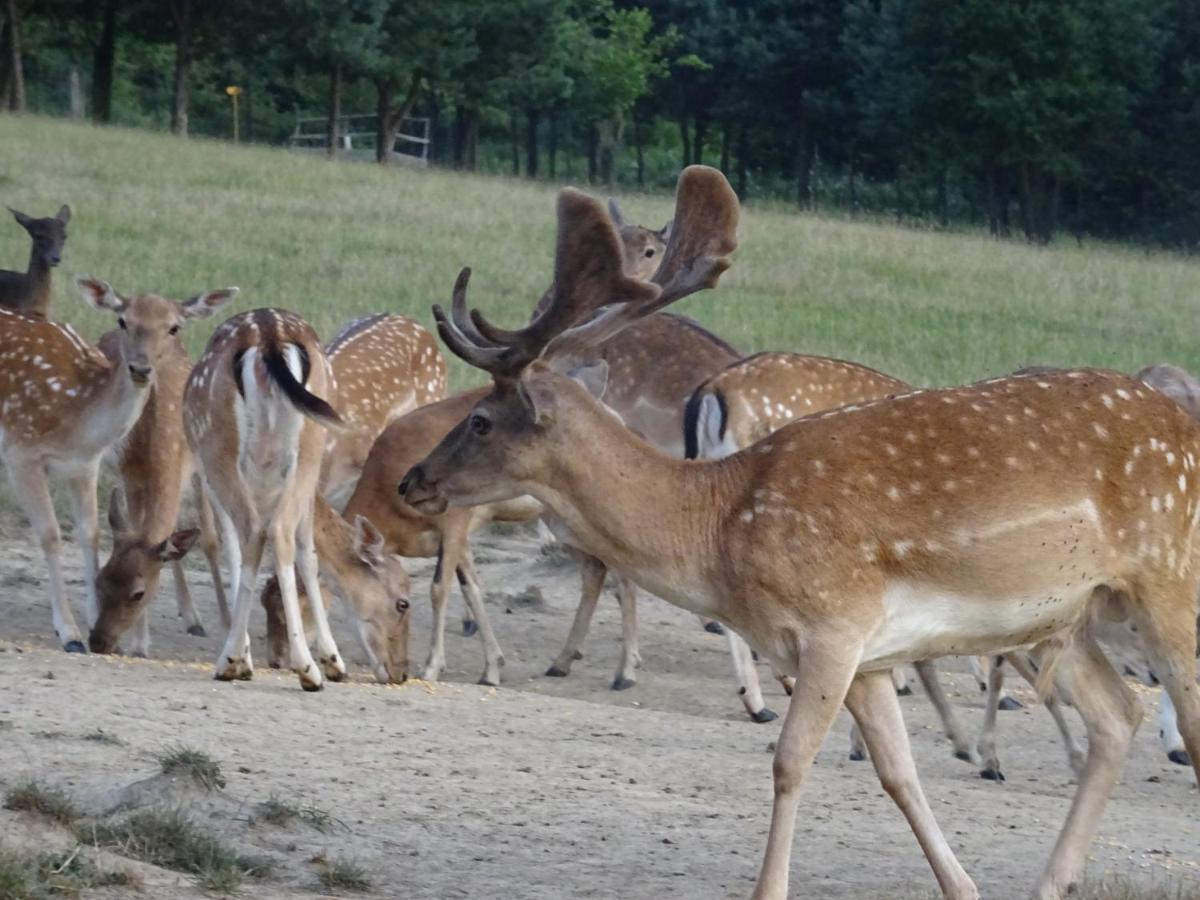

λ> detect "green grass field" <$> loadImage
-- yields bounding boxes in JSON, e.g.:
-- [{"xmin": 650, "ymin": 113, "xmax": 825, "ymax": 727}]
[{"xmin": 2, "ymin": 114, "xmax": 1199, "ymax": 394}]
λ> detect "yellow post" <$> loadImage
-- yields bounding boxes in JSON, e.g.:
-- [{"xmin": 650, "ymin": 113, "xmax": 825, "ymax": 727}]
[{"xmin": 225, "ymin": 85, "xmax": 243, "ymax": 143}]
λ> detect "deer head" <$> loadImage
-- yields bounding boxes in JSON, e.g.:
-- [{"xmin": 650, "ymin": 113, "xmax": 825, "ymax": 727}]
[
  {"xmin": 10, "ymin": 205, "xmax": 70, "ymax": 268},
  {"xmin": 74, "ymin": 278, "xmax": 237, "ymax": 385},
  {"xmin": 89, "ymin": 488, "xmax": 200, "ymax": 654},
  {"xmin": 399, "ymin": 166, "xmax": 737, "ymax": 514},
  {"xmin": 607, "ymin": 198, "xmax": 670, "ymax": 280}
]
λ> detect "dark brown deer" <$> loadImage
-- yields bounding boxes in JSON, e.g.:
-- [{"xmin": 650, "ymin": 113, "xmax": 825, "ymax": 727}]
[
  {"xmin": 401, "ymin": 166, "xmax": 1200, "ymax": 900},
  {"xmin": 0, "ymin": 205, "xmax": 70, "ymax": 316}
]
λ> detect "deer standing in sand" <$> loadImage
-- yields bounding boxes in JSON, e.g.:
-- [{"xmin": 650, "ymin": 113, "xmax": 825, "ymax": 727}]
[
  {"xmin": 86, "ymin": 291, "xmax": 240, "ymax": 656},
  {"xmin": 0, "ymin": 278, "xmax": 231, "ymax": 650},
  {"xmin": 400, "ymin": 166, "xmax": 1200, "ymax": 900},
  {"xmin": 185, "ymin": 309, "xmax": 410, "ymax": 689},
  {"xmin": 0, "ymin": 205, "xmax": 70, "ymax": 316}
]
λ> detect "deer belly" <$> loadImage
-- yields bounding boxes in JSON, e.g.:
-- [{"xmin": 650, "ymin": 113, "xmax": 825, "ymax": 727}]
[{"xmin": 860, "ymin": 578, "xmax": 1099, "ymax": 671}]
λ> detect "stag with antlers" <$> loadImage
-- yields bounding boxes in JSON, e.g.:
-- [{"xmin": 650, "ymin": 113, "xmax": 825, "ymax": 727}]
[{"xmin": 400, "ymin": 166, "xmax": 1200, "ymax": 899}]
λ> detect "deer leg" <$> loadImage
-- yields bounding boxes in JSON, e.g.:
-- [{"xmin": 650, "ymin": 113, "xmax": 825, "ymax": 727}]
[
  {"xmin": 209, "ymin": 489, "xmax": 255, "ymax": 681},
  {"xmin": 296, "ymin": 503, "xmax": 345, "ymax": 683},
  {"xmin": 270, "ymin": 515, "xmax": 324, "ymax": 691},
  {"xmin": 423, "ymin": 543, "xmax": 454, "ymax": 682},
  {"xmin": 63, "ymin": 463, "xmax": 101, "ymax": 631},
  {"xmin": 728, "ymin": 630, "xmax": 777, "ymax": 723},
  {"xmin": 848, "ymin": 721, "xmax": 867, "ymax": 761},
  {"xmin": 1034, "ymin": 633, "xmax": 1143, "ymax": 900},
  {"xmin": 1005, "ymin": 652, "xmax": 1085, "ymax": 776},
  {"xmin": 194, "ymin": 474, "xmax": 229, "ymax": 629},
  {"xmin": 845, "ymin": 671, "xmax": 979, "ymax": 899},
  {"xmin": 546, "ymin": 555, "xmax": 605, "ymax": 678},
  {"xmin": 752, "ymin": 643, "xmax": 858, "ymax": 900},
  {"xmin": 171, "ymin": 560, "xmax": 206, "ymax": 636},
  {"xmin": 127, "ymin": 609, "xmax": 151, "ymax": 658},
  {"xmin": 914, "ymin": 659, "xmax": 975, "ymax": 763},
  {"xmin": 456, "ymin": 549, "xmax": 504, "ymax": 686},
  {"xmin": 6, "ymin": 459, "xmax": 83, "ymax": 651},
  {"xmin": 969, "ymin": 656, "xmax": 989, "ymax": 693},
  {"xmin": 891, "ymin": 666, "xmax": 912, "ymax": 695},
  {"xmin": 1159, "ymin": 691, "xmax": 1188, "ymax": 765},
  {"xmin": 976, "ymin": 655, "xmax": 1007, "ymax": 781},
  {"xmin": 612, "ymin": 574, "xmax": 641, "ymax": 690}
]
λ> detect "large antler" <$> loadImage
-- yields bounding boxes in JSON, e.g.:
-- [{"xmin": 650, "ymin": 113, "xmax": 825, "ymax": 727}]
[
  {"xmin": 433, "ymin": 188, "xmax": 660, "ymax": 378},
  {"xmin": 541, "ymin": 165, "xmax": 739, "ymax": 360},
  {"xmin": 433, "ymin": 165, "xmax": 738, "ymax": 378}
]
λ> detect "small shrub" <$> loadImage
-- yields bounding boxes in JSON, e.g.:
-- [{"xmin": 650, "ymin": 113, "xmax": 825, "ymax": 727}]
[
  {"xmin": 81, "ymin": 729, "xmax": 123, "ymax": 746},
  {"xmin": 255, "ymin": 797, "xmax": 298, "ymax": 828},
  {"xmin": 317, "ymin": 857, "xmax": 371, "ymax": 893},
  {"xmin": 3, "ymin": 782, "xmax": 80, "ymax": 825},
  {"xmin": 0, "ymin": 847, "xmax": 141, "ymax": 900},
  {"xmin": 298, "ymin": 806, "xmax": 338, "ymax": 834},
  {"xmin": 158, "ymin": 747, "xmax": 225, "ymax": 791}
]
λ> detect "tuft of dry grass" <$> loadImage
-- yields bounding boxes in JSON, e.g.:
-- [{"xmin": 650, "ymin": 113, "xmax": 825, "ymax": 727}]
[
  {"xmin": 316, "ymin": 856, "xmax": 372, "ymax": 893},
  {"xmin": 3, "ymin": 782, "xmax": 80, "ymax": 826},
  {"xmin": 0, "ymin": 846, "xmax": 141, "ymax": 900},
  {"xmin": 254, "ymin": 796, "xmax": 339, "ymax": 834},
  {"xmin": 158, "ymin": 746, "xmax": 225, "ymax": 791}
]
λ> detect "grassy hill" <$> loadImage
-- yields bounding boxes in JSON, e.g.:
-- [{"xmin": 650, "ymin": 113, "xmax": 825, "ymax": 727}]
[{"xmin": 2, "ymin": 114, "xmax": 1199, "ymax": 393}]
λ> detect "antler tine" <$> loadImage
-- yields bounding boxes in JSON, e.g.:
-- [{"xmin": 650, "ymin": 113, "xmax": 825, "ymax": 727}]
[
  {"xmin": 431, "ymin": 269, "xmax": 517, "ymax": 375},
  {"xmin": 542, "ymin": 165, "xmax": 738, "ymax": 358}
]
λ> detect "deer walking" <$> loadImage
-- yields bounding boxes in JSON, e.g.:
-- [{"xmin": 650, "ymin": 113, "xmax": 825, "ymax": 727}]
[
  {"xmin": 185, "ymin": 308, "xmax": 409, "ymax": 690},
  {"xmin": 400, "ymin": 166, "xmax": 1200, "ymax": 900},
  {"xmin": 0, "ymin": 205, "xmax": 70, "ymax": 316},
  {"xmin": 87, "ymin": 293, "xmax": 239, "ymax": 656},
  {"xmin": 0, "ymin": 278, "xmax": 230, "ymax": 650}
]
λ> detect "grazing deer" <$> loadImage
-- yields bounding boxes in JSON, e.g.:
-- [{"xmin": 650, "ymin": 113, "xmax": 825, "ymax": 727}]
[
  {"xmin": 320, "ymin": 313, "xmax": 448, "ymax": 506},
  {"xmin": 184, "ymin": 309, "xmax": 409, "ymax": 690},
  {"xmin": 0, "ymin": 277, "xmax": 230, "ymax": 650},
  {"xmin": 0, "ymin": 205, "xmax": 70, "ymax": 316},
  {"xmin": 400, "ymin": 166, "xmax": 1200, "ymax": 900},
  {"xmin": 262, "ymin": 387, "xmax": 542, "ymax": 685},
  {"xmin": 87, "ymin": 295, "xmax": 240, "ymax": 656}
]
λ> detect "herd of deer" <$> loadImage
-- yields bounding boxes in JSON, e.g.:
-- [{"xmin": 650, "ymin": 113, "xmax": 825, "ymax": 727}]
[{"xmin": 2, "ymin": 167, "xmax": 1198, "ymax": 899}]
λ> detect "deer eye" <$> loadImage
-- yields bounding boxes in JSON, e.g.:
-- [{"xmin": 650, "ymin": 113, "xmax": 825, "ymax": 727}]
[
  {"xmin": 395, "ymin": 598, "xmax": 410, "ymax": 614},
  {"xmin": 470, "ymin": 414, "xmax": 492, "ymax": 436},
  {"xmin": 168, "ymin": 324, "xmax": 180, "ymax": 336},
  {"xmin": 130, "ymin": 590, "xmax": 145, "ymax": 605},
  {"xmin": 117, "ymin": 317, "xmax": 127, "ymax": 330},
  {"xmin": 644, "ymin": 248, "xmax": 656, "ymax": 258}
]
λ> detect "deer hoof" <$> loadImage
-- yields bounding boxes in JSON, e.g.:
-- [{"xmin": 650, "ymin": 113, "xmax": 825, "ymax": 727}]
[
  {"xmin": 980, "ymin": 768, "xmax": 1006, "ymax": 782},
  {"xmin": 703, "ymin": 620, "xmax": 725, "ymax": 635},
  {"xmin": 186, "ymin": 624, "xmax": 207, "ymax": 637},
  {"xmin": 461, "ymin": 619, "xmax": 479, "ymax": 637},
  {"xmin": 998, "ymin": 696, "xmax": 1024, "ymax": 711},
  {"xmin": 896, "ymin": 685, "xmax": 913, "ymax": 696},
  {"xmin": 1168, "ymin": 749, "xmax": 1191, "ymax": 766},
  {"xmin": 848, "ymin": 749, "xmax": 866, "ymax": 762},
  {"xmin": 611, "ymin": 676, "xmax": 636, "ymax": 691},
  {"xmin": 478, "ymin": 674, "xmax": 499, "ymax": 687},
  {"xmin": 955, "ymin": 750, "xmax": 973, "ymax": 763},
  {"xmin": 545, "ymin": 665, "xmax": 569, "ymax": 678},
  {"xmin": 749, "ymin": 708, "xmax": 778, "ymax": 724},
  {"xmin": 215, "ymin": 658, "xmax": 251, "ymax": 681},
  {"xmin": 63, "ymin": 640, "xmax": 86, "ymax": 654}
]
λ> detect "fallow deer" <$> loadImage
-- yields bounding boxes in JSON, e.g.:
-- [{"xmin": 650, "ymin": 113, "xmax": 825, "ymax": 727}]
[
  {"xmin": 184, "ymin": 309, "xmax": 410, "ymax": 690},
  {"xmin": 87, "ymin": 297, "xmax": 240, "ymax": 657},
  {"xmin": 320, "ymin": 313, "xmax": 448, "ymax": 506},
  {"xmin": 400, "ymin": 166, "xmax": 1200, "ymax": 900},
  {"xmin": 0, "ymin": 205, "xmax": 70, "ymax": 316},
  {"xmin": 0, "ymin": 277, "xmax": 231, "ymax": 651},
  {"xmin": 262, "ymin": 387, "xmax": 542, "ymax": 685}
]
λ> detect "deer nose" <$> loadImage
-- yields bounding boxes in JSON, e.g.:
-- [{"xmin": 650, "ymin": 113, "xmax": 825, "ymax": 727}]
[
  {"xmin": 128, "ymin": 363, "xmax": 152, "ymax": 382},
  {"xmin": 398, "ymin": 467, "xmax": 421, "ymax": 497},
  {"xmin": 48, "ymin": 254, "xmax": 61, "ymax": 266}
]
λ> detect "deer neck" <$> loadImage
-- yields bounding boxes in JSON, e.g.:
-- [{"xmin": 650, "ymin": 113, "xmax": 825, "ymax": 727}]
[
  {"xmin": 83, "ymin": 350, "xmax": 153, "ymax": 456},
  {"xmin": 533, "ymin": 400, "xmax": 739, "ymax": 618},
  {"xmin": 311, "ymin": 495, "xmax": 359, "ymax": 582},
  {"xmin": 23, "ymin": 247, "xmax": 51, "ymax": 313}
]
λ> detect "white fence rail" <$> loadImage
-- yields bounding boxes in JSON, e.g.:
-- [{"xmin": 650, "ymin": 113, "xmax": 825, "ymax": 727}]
[{"xmin": 289, "ymin": 114, "xmax": 430, "ymax": 165}]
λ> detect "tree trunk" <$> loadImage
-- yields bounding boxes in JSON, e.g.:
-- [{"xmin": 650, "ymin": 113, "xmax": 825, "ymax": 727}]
[
  {"xmin": 170, "ymin": 0, "xmax": 192, "ymax": 136},
  {"xmin": 678, "ymin": 116, "xmax": 690, "ymax": 170},
  {"xmin": 510, "ymin": 111, "xmax": 520, "ymax": 176},
  {"xmin": 548, "ymin": 113, "xmax": 558, "ymax": 178},
  {"xmin": 794, "ymin": 95, "xmax": 813, "ymax": 208},
  {"xmin": 375, "ymin": 73, "xmax": 423, "ymax": 166},
  {"xmin": 586, "ymin": 124, "xmax": 599, "ymax": 184},
  {"xmin": 525, "ymin": 108, "xmax": 539, "ymax": 178},
  {"xmin": 848, "ymin": 161, "xmax": 857, "ymax": 211},
  {"xmin": 0, "ymin": 19, "xmax": 11, "ymax": 109},
  {"xmin": 693, "ymin": 116, "xmax": 707, "ymax": 165},
  {"xmin": 5, "ymin": 0, "xmax": 23, "ymax": 112},
  {"xmin": 936, "ymin": 168, "xmax": 948, "ymax": 228},
  {"xmin": 464, "ymin": 110, "xmax": 478, "ymax": 171},
  {"xmin": 719, "ymin": 124, "xmax": 731, "ymax": 173},
  {"xmin": 327, "ymin": 62, "xmax": 342, "ymax": 159},
  {"xmin": 452, "ymin": 105, "xmax": 467, "ymax": 168},
  {"xmin": 736, "ymin": 123, "xmax": 748, "ymax": 199},
  {"xmin": 92, "ymin": 0, "xmax": 117, "ymax": 124},
  {"xmin": 68, "ymin": 66, "xmax": 85, "ymax": 118},
  {"xmin": 634, "ymin": 116, "xmax": 645, "ymax": 189}
]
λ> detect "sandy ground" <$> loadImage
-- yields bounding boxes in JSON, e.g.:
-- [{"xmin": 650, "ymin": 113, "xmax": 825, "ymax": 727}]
[{"xmin": 1, "ymin": 523, "xmax": 1198, "ymax": 899}]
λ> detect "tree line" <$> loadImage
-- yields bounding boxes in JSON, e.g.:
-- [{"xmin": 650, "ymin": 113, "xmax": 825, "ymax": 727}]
[{"xmin": 6, "ymin": 0, "xmax": 1200, "ymax": 248}]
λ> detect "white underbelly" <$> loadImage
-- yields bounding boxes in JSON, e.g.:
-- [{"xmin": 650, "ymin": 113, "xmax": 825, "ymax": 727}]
[{"xmin": 861, "ymin": 578, "xmax": 1099, "ymax": 670}]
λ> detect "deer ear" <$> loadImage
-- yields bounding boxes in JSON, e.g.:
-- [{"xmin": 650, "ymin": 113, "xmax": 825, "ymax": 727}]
[
  {"xmin": 56, "ymin": 205, "xmax": 71, "ymax": 225},
  {"xmin": 153, "ymin": 528, "xmax": 200, "ymax": 562},
  {"xmin": 353, "ymin": 516, "xmax": 386, "ymax": 569},
  {"xmin": 181, "ymin": 287, "xmax": 239, "ymax": 319},
  {"xmin": 107, "ymin": 487, "xmax": 130, "ymax": 537},
  {"xmin": 75, "ymin": 276, "xmax": 126, "ymax": 313},
  {"xmin": 517, "ymin": 375, "xmax": 557, "ymax": 425},
  {"xmin": 657, "ymin": 220, "xmax": 672, "ymax": 242},
  {"xmin": 567, "ymin": 359, "xmax": 609, "ymax": 400},
  {"xmin": 607, "ymin": 198, "xmax": 625, "ymax": 227},
  {"xmin": 8, "ymin": 207, "xmax": 32, "ymax": 228}
]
